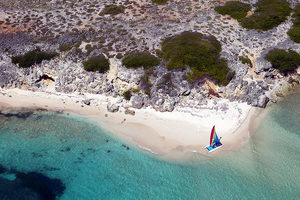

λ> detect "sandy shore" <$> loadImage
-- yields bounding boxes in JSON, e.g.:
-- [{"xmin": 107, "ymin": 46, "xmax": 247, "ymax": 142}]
[{"xmin": 0, "ymin": 88, "xmax": 257, "ymax": 159}]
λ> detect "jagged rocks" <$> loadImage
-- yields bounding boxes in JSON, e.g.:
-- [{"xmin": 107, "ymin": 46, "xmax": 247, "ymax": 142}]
[
  {"xmin": 117, "ymin": 71, "xmax": 131, "ymax": 83},
  {"xmin": 169, "ymin": 90, "xmax": 179, "ymax": 97},
  {"xmin": 258, "ymin": 95, "xmax": 269, "ymax": 108},
  {"xmin": 254, "ymin": 57, "xmax": 272, "ymax": 74},
  {"xmin": 264, "ymin": 72, "xmax": 274, "ymax": 79},
  {"xmin": 0, "ymin": 65, "xmax": 19, "ymax": 88},
  {"xmin": 151, "ymin": 97, "xmax": 175, "ymax": 112},
  {"xmin": 125, "ymin": 108, "xmax": 135, "ymax": 116},
  {"xmin": 82, "ymin": 100, "xmax": 90, "ymax": 106},
  {"xmin": 130, "ymin": 95, "xmax": 144, "ymax": 109},
  {"xmin": 107, "ymin": 103, "xmax": 119, "ymax": 113}
]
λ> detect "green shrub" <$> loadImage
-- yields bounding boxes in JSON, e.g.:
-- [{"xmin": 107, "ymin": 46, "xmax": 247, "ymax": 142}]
[
  {"xmin": 122, "ymin": 51, "xmax": 160, "ymax": 69},
  {"xmin": 215, "ymin": 1, "xmax": 251, "ymax": 20},
  {"xmin": 102, "ymin": 5, "xmax": 124, "ymax": 15},
  {"xmin": 83, "ymin": 55, "xmax": 110, "ymax": 73},
  {"xmin": 287, "ymin": 5, "xmax": 300, "ymax": 43},
  {"xmin": 116, "ymin": 53, "xmax": 123, "ymax": 59},
  {"xmin": 239, "ymin": 56, "xmax": 252, "ymax": 67},
  {"xmin": 151, "ymin": 0, "xmax": 168, "ymax": 4},
  {"xmin": 59, "ymin": 44, "xmax": 72, "ymax": 51},
  {"xmin": 291, "ymin": 5, "xmax": 300, "ymax": 27},
  {"xmin": 12, "ymin": 49, "xmax": 58, "ymax": 68},
  {"xmin": 240, "ymin": 0, "xmax": 291, "ymax": 31},
  {"xmin": 161, "ymin": 31, "xmax": 233, "ymax": 85},
  {"xmin": 287, "ymin": 27, "xmax": 300, "ymax": 43},
  {"xmin": 264, "ymin": 48, "xmax": 300, "ymax": 72},
  {"xmin": 122, "ymin": 89, "xmax": 132, "ymax": 100}
]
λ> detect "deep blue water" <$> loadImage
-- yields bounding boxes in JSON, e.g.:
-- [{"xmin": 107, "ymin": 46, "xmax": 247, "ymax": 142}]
[{"xmin": 1, "ymin": 87, "xmax": 300, "ymax": 199}]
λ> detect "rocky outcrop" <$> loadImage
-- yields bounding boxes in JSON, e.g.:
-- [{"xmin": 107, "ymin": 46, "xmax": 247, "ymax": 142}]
[
  {"xmin": 130, "ymin": 95, "xmax": 144, "ymax": 109},
  {"xmin": 107, "ymin": 103, "xmax": 119, "ymax": 113},
  {"xmin": 125, "ymin": 108, "xmax": 135, "ymax": 116},
  {"xmin": 258, "ymin": 95, "xmax": 269, "ymax": 108},
  {"xmin": 82, "ymin": 100, "xmax": 90, "ymax": 106},
  {"xmin": 255, "ymin": 57, "xmax": 272, "ymax": 74}
]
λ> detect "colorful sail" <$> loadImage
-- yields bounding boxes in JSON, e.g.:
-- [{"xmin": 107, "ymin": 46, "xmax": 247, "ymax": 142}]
[
  {"xmin": 210, "ymin": 125, "xmax": 220, "ymax": 147},
  {"xmin": 206, "ymin": 125, "xmax": 223, "ymax": 152}
]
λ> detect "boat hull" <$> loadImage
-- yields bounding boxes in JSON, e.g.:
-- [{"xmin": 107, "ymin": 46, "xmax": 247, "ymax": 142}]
[{"xmin": 205, "ymin": 144, "xmax": 224, "ymax": 153}]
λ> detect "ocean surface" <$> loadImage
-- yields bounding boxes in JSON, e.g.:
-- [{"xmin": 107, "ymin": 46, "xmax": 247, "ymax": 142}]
[{"xmin": 1, "ymin": 87, "xmax": 300, "ymax": 200}]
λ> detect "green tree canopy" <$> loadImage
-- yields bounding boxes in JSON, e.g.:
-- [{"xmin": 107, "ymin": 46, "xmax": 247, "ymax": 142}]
[
  {"xmin": 161, "ymin": 31, "xmax": 233, "ymax": 85},
  {"xmin": 241, "ymin": 0, "xmax": 291, "ymax": 31},
  {"xmin": 215, "ymin": 1, "xmax": 251, "ymax": 20},
  {"xmin": 287, "ymin": 5, "xmax": 300, "ymax": 43},
  {"xmin": 83, "ymin": 55, "xmax": 110, "ymax": 73},
  {"xmin": 264, "ymin": 48, "xmax": 300, "ymax": 72},
  {"xmin": 151, "ymin": 0, "xmax": 168, "ymax": 5},
  {"xmin": 122, "ymin": 52, "xmax": 160, "ymax": 69},
  {"xmin": 12, "ymin": 49, "xmax": 58, "ymax": 68}
]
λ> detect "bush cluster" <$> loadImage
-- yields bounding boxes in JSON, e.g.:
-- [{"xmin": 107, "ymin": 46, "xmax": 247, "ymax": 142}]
[
  {"xmin": 241, "ymin": 0, "xmax": 291, "ymax": 31},
  {"xmin": 215, "ymin": 1, "xmax": 251, "ymax": 21},
  {"xmin": 83, "ymin": 55, "xmax": 110, "ymax": 73},
  {"xmin": 122, "ymin": 89, "xmax": 132, "ymax": 101},
  {"xmin": 287, "ymin": 5, "xmax": 300, "ymax": 43},
  {"xmin": 264, "ymin": 48, "xmax": 300, "ymax": 72},
  {"xmin": 101, "ymin": 5, "xmax": 124, "ymax": 15},
  {"xmin": 59, "ymin": 44, "xmax": 72, "ymax": 51},
  {"xmin": 239, "ymin": 56, "xmax": 252, "ymax": 67},
  {"xmin": 215, "ymin": 0, "xmax": 291, "ymax": 31},
  {"xmin": 151, "ymin": 0, "xmax": 168, "ymax": 4},
  {"xmin": 122, "ymin": 52, "xmax": 160, "ymax": 69},
  {"xmin": 12, "ymin": 49, "xmax": 58, "ymax": 68},
  {"xmin": 161, "ymin": 31, "xmax": 233, "ymax": 85}
]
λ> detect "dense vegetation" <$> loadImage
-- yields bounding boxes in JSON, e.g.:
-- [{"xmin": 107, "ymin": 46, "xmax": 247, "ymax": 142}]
[
  {"xmin": 151, "ymin": 0, "xmax": 168, "ymax": 4},
  {"xmin": 239, "ymin": 56, "xmax": 252, "ymax": 67},
  {"xmin": 264, "ymin": 48, "xmax": 300, "ymax": 72},
  {"xmin": 287, "ymin": 5, "xmax": 300, "ymax": 43},
  {"xmin": 101, "ymin": 5, "xmax": 124, "ymax": 15},
  {"xmin": 161, "ymin": 31, "xmax": 233, "ymax": 85},
  {"xmin": 122, "ymin": 89, "xmax": 132, "ymax": 100},
  {"xmin": 122, "ymin": 52, "xmax": 160, "ymax": 69},
  {"xmin": 83, "ymin": 55, "xmax": 110, "ymax": 73},
  {"xmin": 214, "ymin": 1, "xmax": 251, "ymax": 21},
  {"xmin": 12, "ymin": 48, "xmax": 58, "ymax": 68},
  {"xmin": 58, "ymin": 44, "xmax": 72, "ymax": 52},
  {"xmin": 215, "ymin": 0, "xmax": 291, "ymax": 31},
  {"xmin": 241, "ymin": 0, "xmax": 291, "ymax": 31}
]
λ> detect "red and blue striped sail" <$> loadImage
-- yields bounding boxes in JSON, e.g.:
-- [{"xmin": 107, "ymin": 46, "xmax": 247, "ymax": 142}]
[{"xmin": 210, "ymin": 125, "xmax": 220, "ymax": 147}]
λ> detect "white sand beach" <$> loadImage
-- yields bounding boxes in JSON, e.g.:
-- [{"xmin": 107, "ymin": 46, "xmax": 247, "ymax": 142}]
[{"xmin": 0, "ymin": 88, "xmax": 257, "ymax": 159}]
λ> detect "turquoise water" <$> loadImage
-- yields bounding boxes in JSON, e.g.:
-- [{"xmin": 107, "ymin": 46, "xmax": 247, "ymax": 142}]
[{"xmin": 1, "ymin": 88, "xmax": 300, "ymax": 199}]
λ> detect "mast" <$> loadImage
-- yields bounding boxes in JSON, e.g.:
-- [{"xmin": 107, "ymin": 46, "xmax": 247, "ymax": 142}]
[{"xmin": 210, "ymin": 125, "xmax": 215, "ymax": 147}]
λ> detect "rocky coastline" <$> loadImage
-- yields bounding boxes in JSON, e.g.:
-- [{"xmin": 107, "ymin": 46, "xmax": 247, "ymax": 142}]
[{"xmin": 1, "ymin": 0, "xmax": 300, "ymax": 113}]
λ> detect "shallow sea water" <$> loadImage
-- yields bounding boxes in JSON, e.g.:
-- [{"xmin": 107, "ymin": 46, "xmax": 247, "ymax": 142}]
[{"xmin": 1, "ymin": 87, "xmax": 300, "ymax": 199}]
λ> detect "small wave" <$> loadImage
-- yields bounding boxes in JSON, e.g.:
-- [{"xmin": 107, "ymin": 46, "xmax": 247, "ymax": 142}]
[{"xmin": 137, "ymin": 144, "xmax": 159, "ymax": 155}]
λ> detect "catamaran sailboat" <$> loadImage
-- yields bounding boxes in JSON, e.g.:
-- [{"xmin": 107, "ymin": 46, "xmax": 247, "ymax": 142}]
[{"xmin": 205, "ymin": 125, "xmax": 223, "ymax": 153}]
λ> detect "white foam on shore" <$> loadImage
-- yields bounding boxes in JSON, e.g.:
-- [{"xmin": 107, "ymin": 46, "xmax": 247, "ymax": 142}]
[{"xmin": 137, "ymin": 144, "xmax": 159, "ymax": 155}]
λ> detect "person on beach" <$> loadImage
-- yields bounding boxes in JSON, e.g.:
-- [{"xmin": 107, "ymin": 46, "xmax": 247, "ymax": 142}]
[{"xmin": 121, "ymin": 118, "xmax": 126, "ymax": 123}]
